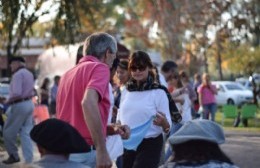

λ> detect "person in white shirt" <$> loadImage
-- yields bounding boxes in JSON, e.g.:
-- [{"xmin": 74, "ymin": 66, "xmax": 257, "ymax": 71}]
[
  {"xmin": 117, "ymin": 51, "xmax": 172, "ymax": 168},
  {"xmin": 164, "ymin": 72, "xmax": 192, "ymax": 161}
]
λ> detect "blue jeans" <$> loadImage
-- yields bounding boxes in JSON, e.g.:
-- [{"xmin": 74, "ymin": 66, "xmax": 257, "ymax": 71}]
[
  {"xmin": 69, "ymin": 149, "xmax": 96, "ymax": 168},
  {"xmin": 202, "ymin": 103, "xmax": 217, "ymax": 121},
  {"xmin": 3, "ymin": 100, "xmax": 34, "ymax": 163}
]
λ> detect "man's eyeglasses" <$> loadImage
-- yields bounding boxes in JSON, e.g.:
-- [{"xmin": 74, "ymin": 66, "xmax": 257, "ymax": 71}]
[{"xmin": 130, "ymin": 66, "xmax": 147, "ymax": 72}]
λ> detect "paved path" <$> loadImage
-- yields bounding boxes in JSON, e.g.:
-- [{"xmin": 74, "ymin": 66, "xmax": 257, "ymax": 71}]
[
  {"xmin": 0, "ymin": 144, "xmax": 40, "ymax": 168},
  {"xmin": 221, "ymin": 131, "xmax": 260, "ymax": 168},
  {"xmin": 0, "ymin": 131, "xmax": 259, "ymax": 168}
]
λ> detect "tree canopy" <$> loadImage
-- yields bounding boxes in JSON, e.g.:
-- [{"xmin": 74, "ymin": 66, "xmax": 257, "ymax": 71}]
[{"xmin": 0, "ymin": 0, "xmax": 259, "ymax": 78}]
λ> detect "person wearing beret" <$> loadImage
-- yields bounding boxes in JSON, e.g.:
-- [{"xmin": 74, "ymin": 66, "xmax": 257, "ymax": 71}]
[
  {"xmin": 2, "ymin": 57, "xmax": 35, "ymax": 164},
  {"xmin": 30, "ymin": 118, "xmax": 91, "ymax": 168},
  {"xmin": 160, "ymin": 119, "xmax": 239, "ymax": 168}
]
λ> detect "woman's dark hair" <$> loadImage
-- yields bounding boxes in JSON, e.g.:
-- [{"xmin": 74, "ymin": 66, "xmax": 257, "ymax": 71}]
[
  {"xmin": 179, "ymin": 70, "xmax": 190, "ymax": 83},
  {"xmin": 152, "ymin": 64, "xmax": 161, "ymax": 84},
  {"xmin": 172, "ymin": 140, "xmax": 233, "ymax": 164},
  {"xmin": 113, "ymin": 59, "xmax": 129, "ymax": 85},
  {"xmin": 41, "ymin": 78, "xmax": 50, "ymax": 90},
  {"xmin": 118, "ymin": 59, "xmax": 128, "ymax": 70},
  {"xmin": 176, "ymin": 77, "xmax": 183, "ymax": 88},
  {"xmin": 128, "ymin": 51, "xmax": 155, "ymax": 79},
  {"xmin": 128, "ymin": 51, "xmax": 153, "ymax": 70},
  {"xmin": 167, "ymin": 73, "xmax": 183, "ymax": 88}
]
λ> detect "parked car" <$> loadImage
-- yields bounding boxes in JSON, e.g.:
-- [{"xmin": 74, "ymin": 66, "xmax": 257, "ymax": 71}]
[
  {"xmin": 0, "ymin": 77, "xmax": 10, "ymax": 84},
  {"xmin": 0, "ymin": 83, "xmax": 9, "ymax": 100},
  {"xmin": 235, "ymin": 77, "xmax": 248, "ymax": 87},
  {"xmin": 212, "ymin": 81, "xmax": 253, "ymax": 106},
  {"xmin": 235, "ymin": 73, "xmax": 260, "ymax": 91}
]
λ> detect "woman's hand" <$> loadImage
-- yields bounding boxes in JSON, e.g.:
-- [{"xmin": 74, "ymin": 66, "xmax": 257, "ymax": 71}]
[
  {"xmin": 198, "ymin": 105, "xmax": 204, "ymax": 114},
  {"xmin": 153, "ymin": 112, "xmax": 170, "ymax": 133},
  {"xmin": 107, "ymin": 123, "xmax": 130, "ymax": 139},
  {"xmin": 116, "ymin": 124, "xmax": 130, "ymax": 139}
]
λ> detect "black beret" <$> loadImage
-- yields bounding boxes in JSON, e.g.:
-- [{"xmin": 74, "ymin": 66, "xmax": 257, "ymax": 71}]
[
  {"xmin": 9, "ymin": 57, "xmax": 25, "ymax": 63},
  {"xmin": 30, "ymin": 118, "xmax": 91, "ymax": 154}
]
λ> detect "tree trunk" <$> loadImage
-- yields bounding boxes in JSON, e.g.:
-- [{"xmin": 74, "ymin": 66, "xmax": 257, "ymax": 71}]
[
  {"xmin": 203, "ymin": 49, "xmax": 208, "ymax": 73},
  {"xmin": 216, "ymin": 34, "xmax": 223, "ymax": 80},
  {"xmin": 6, "ymin": 42, "xmax": 13, "ymax": 77}
]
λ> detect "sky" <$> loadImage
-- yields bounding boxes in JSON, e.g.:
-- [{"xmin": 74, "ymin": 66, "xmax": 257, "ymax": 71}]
[{"xmin": 37, "ymin": 0, "xmax": 59, "ymax": 23}]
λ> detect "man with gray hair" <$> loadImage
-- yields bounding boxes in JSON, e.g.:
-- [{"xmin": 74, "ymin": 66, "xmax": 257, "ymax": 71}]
[
  {"xmin": 2, "ymin": 57, "xmax": 34, "ymax": 164},
  {"xmin": 57, "ymin": 32, "xmax": 129, "ymax": 168}
]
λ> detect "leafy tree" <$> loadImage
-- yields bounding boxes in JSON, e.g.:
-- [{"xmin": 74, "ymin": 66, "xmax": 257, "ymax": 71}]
[
  {"xmin": 1, "ymin": 0, "xmax": 259, "ymax": 79},
  {"xmin": 221, "ymin": 42, "xmax": 260, "ymax": 75},
  {"xmin": 0, "ymin": 0, "xmax": 50, "ymax": 75},
  {"xmin": 221, "ymin": 0, "xmax": 260, "ymax": 46},
  {"xmin": 0, "ymin": 0, "xmax": 126, "ymax": 76},
  {"xmin": 51, "ymin": 0, "xmax": 127, "ymax": 44},
  {"xmin": 121, "ymin": 0, "xmax": 232, "ymax": 61}
]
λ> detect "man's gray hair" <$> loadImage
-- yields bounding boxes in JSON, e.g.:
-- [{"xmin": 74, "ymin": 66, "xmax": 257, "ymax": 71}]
[{"xmin": 83, "ymin": 32, "xmax": 117, "ymax": 59}]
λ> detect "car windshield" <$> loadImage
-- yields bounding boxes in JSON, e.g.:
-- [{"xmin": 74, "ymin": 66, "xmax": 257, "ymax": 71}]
[{"xmin": 225, "ymin": 84, "xmax": 244, "ymax": 91}]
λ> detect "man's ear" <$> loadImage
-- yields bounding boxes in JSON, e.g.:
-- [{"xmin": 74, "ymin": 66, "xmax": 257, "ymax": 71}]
[
  {"xmin": 37, "ymin": 144, "xmax": 46, "ymax": 157},
  {"xmin": 100, "ymin": 49, "xmax": 109, "ymax": 63},
  {"xmin": 105, "ymin": 49, "xmax": 110, "ymax": 58}
]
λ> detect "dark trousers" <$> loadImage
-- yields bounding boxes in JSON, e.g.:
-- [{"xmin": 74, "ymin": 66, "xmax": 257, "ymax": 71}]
[{"xmin": 123, "ymin": 134, "xmax": 163, "ymax": 168}]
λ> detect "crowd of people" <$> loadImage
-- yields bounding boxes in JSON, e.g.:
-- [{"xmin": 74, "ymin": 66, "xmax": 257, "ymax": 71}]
[{"xmin": 0, "ymin": 32, "xmax": 238, "ymax": 168}]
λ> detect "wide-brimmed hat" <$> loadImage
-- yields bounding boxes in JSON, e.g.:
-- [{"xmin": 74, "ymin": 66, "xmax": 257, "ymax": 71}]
[
  {"xmin": 9, "ymin": 57, "xmax": 25, "ymax": 63},
  {"xmin": 30, "ymin": 118, "xmax": 91, "ymax": 154},
  {"xmin": 169, "ymin": 119, "xmax": 225, "ymax": 145}
]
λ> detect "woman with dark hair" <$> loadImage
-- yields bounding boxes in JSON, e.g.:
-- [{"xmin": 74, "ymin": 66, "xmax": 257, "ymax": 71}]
[
  {"xmin": 40, "ymin": 78, "xmax": 50, "ymax": 106},
  {"xmin": 114, "ymin": 60, "xmax": 129, "ymax": 107},
  {"xmin": 160, "ymin": 120, "xmax": 238, "ymax": 168},
  {"xmin": 113, "ymin": 59, "xmax": 130, "ymax": 123},
  {"xmin": 164, "ymin": 72, "xmax": 192, "ymax": 161},
  {"xmin": 117, "ymin": 51, "xmax": 172, "ymax": 168}
]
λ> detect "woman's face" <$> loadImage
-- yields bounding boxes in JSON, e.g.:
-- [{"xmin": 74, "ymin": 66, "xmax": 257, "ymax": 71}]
[
  {"xmin": 116, "ymin": 67, "xmax": 129, "ymax": 84},
  {"xmin": 203, "ymin": 75, "xmax": 210, "ymax": 84},
  {"xmin": 167, "ymin": 74, "xmax": 178, "ymax": 88},
  {"xmin": 130, "ymin": 65, "xmax": 149, "ymax": 82}
]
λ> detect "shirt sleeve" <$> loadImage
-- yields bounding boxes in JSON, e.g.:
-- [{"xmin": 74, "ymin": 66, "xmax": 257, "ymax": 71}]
[
  {"xmin": 86, "ymin": 64, "xmax": 110, "ymax": 100},
  {"xmin": 155, "ymin": 90, "xmax": 172, "ymax": 129},
  {"xmin": 197, "ymin": 85, "xmax": 203, "ymax": 93},
  {"xmin": 10, "ymin": 72, "xmax": 23, "ymax": 97},
  {"xmin": 188, "ymin": 84, "xmax": 197, "ymax": 100}
]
